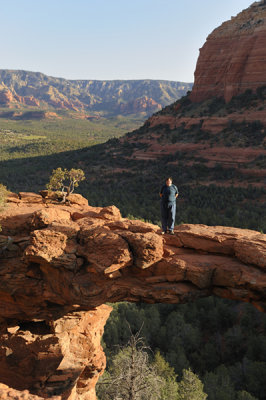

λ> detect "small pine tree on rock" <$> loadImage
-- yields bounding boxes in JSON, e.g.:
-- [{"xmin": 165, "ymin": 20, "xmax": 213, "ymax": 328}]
[{"xmin": 46, "ymin": 167, "xmax": 85, "ymax": 203}]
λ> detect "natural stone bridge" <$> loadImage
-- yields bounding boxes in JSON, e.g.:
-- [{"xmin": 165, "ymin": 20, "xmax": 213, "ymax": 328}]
[{"xmin": 0, "ymin": 193, "xmax": 265, "ymax": 400}]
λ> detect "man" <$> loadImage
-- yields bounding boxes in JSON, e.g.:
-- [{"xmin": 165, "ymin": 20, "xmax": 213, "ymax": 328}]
[{"xmin": 159, "ymin": 177, "xmax": 178, "ymax": 235}]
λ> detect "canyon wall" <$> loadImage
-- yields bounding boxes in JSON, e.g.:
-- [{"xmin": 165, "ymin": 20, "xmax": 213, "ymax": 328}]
[{"xmin": 190, "ymin": 0, "xmax": 266, "ymax": 102}]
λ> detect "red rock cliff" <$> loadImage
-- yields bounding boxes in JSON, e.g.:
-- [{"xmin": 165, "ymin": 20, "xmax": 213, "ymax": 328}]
[
  {"xmin": 190, "ymin": 0, "xmax": 266, "ymax": 102},
  {"xmin": 0, "ymin": 193, "xmax": 265, "ymax": 399}
]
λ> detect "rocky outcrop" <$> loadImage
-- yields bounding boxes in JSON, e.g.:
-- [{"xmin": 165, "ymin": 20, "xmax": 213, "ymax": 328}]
[
  {"xmin": 0, "ymin": 306, "xmax": 111, "ymax": 400},
  {"xmin": 19, "ymin": 95, "xmax": 40, "ymax": 107},
  {"xmin": 0, "ymin": 83, "xmax": 41, "ymax": 108},
  {"xmin": 119, "ymin": 96, "xmax": 162, "ymax": 114},
  {"xmin": 0, "ymin": 89, "xmax": 13, "ymax": 106},
  {"xmin": 0, "ymin": 192, "xmax": 265, "ymax": 399},
  {"xmin": 191, "ymin": 0, "xmax": 266, "ymax": 102}
]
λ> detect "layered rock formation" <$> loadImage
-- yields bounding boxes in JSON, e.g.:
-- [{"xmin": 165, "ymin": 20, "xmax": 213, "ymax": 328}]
[
  {"xmin": 191, "ymin": 0, "xmax": 266, "ymax": 102},
  {"xmin": 0, "ymin": 193, "xmax": 265, "ymax": 399},
  {"xmin": 0, "ymin": 89, "xmax": 13, "ymax": 105},
  {"xmin": 0, "ymin": 84, "xmax": 40, "ymax": 108},
  {"xmin": 0, "ymin": 71, "xmax": 192, "ymax": 117},
  {"xmin": 119, "ymin": 96, "xmax": 162, "ymax": 114}
]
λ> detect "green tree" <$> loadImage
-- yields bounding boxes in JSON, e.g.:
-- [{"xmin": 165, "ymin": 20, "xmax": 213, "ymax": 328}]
[
  {"xmin": 97, "ymin": 331, "xmax": 163, "ymax": 400},
  {"xmin": 204, "ymin": 365, "xmax": 236, "ymax": 400},
  {"xmin": 243, "ymin": 358, "xmax": 266, "ymax": 399},
  {"xmin": 46, "ymin": 167, "xmax": 85, "ymax": 203},
  {"xmin": 178, "ymin": 368, "xmax": 207, "ymax": 400},
  {"xmin": 236, "ymin": 391, "xmax": 258, "ymax": 400},
  {"xmin": 152, "ymin": 351, "xmax": 180, "ymax": 400}
]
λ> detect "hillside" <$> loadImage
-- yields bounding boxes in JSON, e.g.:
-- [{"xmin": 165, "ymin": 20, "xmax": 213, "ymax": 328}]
[{"xmin": 0, "ymin": 70, "xmax": 192, "ymax": 118}]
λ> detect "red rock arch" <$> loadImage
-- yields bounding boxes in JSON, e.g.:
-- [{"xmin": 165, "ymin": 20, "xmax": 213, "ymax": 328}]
[{"xmin": 0, "ymin": 193, "xmax": 265, "ymax": 399}]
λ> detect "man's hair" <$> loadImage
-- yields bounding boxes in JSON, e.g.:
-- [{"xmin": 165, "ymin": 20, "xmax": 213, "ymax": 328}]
[{"xmin": 166, "ymin": 177, "xmax": 173, "ymax": 182}]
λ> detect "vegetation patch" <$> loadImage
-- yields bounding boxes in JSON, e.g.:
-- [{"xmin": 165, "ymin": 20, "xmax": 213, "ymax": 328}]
[{"xmin": 101, "ymin": 299, "xmax": 266, "ymax": 400}]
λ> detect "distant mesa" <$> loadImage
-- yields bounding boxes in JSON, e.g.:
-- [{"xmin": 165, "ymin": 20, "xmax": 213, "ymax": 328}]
[
  {"xmin": 0, "ymin": 71, "xmax": 192, "ymax": 118},
  {"xmin": 191, "ymin": 0, "xmax": 266, "ymax": 102}
]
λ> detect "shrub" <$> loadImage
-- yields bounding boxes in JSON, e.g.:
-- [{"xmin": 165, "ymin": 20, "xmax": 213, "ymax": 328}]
[{"xmin": 46, "ymin": 167, "xmax": 85, "ymax": 203}]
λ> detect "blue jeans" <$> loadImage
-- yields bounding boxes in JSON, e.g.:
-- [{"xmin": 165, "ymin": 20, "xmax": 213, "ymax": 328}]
[{"xmin": 161, "ymin": 201, "xmax": 176, "ymax": 232}]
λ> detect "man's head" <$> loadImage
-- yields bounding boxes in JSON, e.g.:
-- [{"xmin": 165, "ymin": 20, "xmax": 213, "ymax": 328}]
[{"xmin": 165, "ymin": 177, "xmax": 172, "ymax": 186}]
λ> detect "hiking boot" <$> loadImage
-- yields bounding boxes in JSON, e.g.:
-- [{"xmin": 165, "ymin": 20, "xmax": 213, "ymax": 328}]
[{"xmin": 169, "ymin": 230, "xmax": 174, "ymax": 235}]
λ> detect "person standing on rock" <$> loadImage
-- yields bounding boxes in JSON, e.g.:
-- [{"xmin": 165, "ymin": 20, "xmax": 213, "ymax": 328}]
[{"xmin": 159, "ymin": 177, "xmax": 178, "ymax": 235}]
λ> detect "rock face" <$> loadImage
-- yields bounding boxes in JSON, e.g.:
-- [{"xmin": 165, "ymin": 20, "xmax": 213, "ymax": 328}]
[
  {"xmin": 0, "ymin": 307, "xmax": 111, "ymax": 400},
  {"xmin": 191, "ymin": 0, "xmax": 266, "ymax": 102},
  {"xmin": 119, "ymin": 96, "xmax": 162, "ymax": 114},
  {"xmin": 0, "ymin": 89, "xmax": 13, "ymax": 106},
  {"xmin": 0, "ymin": 84, "xmax": 40, "ymax": 108},
  {"xmin": 0, "ymin": 192, "xmax": 265, "ymax": 399}
]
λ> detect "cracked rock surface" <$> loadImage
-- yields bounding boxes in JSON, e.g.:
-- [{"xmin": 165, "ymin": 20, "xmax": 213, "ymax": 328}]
[{"xmin": 0, "ymin": 192, "xmax": 265, "ymax": 399}]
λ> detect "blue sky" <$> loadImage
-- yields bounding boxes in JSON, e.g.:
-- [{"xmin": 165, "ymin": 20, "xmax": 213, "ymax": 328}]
[{"xmin": 1, "ymin": 0, "xmax": 253, "ymax": 82}]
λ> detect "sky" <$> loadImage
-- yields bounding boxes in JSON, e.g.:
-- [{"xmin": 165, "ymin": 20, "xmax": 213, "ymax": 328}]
[{"xmin": 0, "ymin": 0, "xmax": 254, "ymax": 82}]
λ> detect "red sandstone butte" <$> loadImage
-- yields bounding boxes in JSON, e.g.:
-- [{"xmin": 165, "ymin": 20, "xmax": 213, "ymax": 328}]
[
  {"xmin": 190, "ymin": 1, "xmax": 266, "ymax": 102},
  {"xmin": 0, "ymin": 192, "xmax": 265, "ymax": 400}
]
